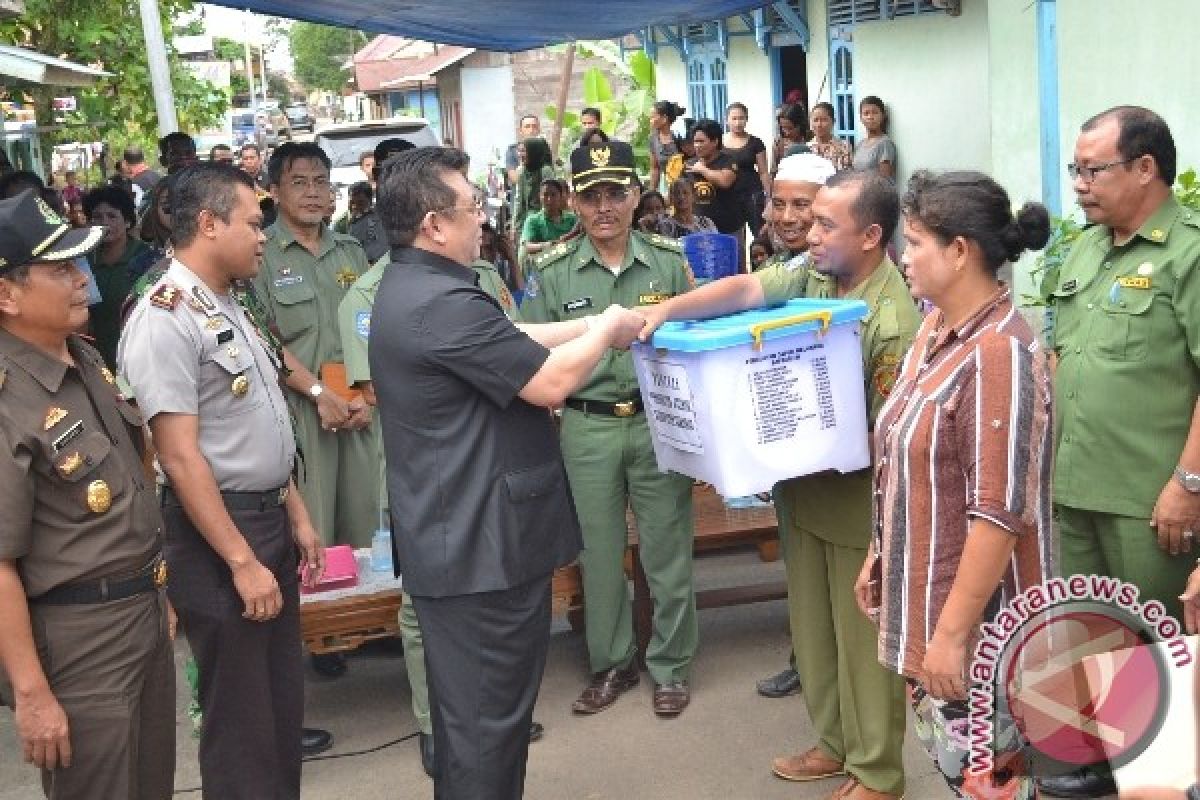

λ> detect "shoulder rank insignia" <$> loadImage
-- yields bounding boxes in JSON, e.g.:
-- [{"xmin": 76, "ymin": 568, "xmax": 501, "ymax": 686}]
[
  {"xmin": 336, "ymin": 267, "xmax": 358, "ymax": 288},
  {"xmin": 100, "ymin": 366, "xmax": 116, "ymax": 386},
  {"xmin": 43, "ymin": 406, "xmax": 68, "ymax": 430},
  {"xmin": 1149, "ymin": 228, "xmax": 1165, "ymax": 242},
  {"xmin": 149, "ymin": 282, "xmax": 182, "ymax": 311}
]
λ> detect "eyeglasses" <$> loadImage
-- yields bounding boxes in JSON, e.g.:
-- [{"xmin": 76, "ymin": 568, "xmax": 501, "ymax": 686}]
[
  {"xmin": 1067, "ymin": 157, "xmax": 1137, "ymax": 183},
  {"xmin": 289, "ymin": 176, "xmax": 331, "ymax": 191},
  {"xmin": 576, "ymin": 186, "xmax": 632, "ymax": 207},
  {"xmin": 432, "ymin": 192, "xmax": 485, "ymax": 217}
]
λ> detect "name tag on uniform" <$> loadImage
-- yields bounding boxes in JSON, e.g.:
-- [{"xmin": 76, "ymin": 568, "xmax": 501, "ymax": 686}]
[
  {"xmin": 638, "ymin": 293, "xmax": 671, "ymax": 305},
  {"xmin": 563, "ymin": 297, "xmax": 593, "ymax": 313},
  {"xmin": 274, "ymin": 275, "xmax": 304, "ymax": 288},
  {"xmin": 1117, "ymin": 276, "xmax": 1151, "ymax": 289},
  {"xmin": 52, "ymin": 420, "xmax": 84, "ymax": 454}
]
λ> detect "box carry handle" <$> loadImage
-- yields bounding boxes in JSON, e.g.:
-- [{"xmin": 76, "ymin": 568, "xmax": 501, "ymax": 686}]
[{"xmin": 749, "ymin": 310, "xmax": 833, "ymax": 351}]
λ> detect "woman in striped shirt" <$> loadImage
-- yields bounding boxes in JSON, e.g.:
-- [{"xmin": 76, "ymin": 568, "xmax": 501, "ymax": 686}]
[{"xmin": 857, "ymin": 171, "xmax": 1055, "ymax": 798}]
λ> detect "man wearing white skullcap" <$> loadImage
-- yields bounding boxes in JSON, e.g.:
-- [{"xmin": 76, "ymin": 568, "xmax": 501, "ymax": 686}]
[{"xmin": 637, "ymin": 166, "xmax": 920, "ymax": 800}]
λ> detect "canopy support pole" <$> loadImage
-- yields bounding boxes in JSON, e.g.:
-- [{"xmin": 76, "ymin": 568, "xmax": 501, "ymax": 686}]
[
  {"xmin": 137, "ymin": 0, "xmax": 178, "ymax": 136},
  {"xmin": 549, "ymin": 43, "xmax": 576, "ymax": 158}
]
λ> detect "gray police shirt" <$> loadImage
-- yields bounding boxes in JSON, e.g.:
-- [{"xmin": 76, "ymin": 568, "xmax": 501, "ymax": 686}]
[{"xmin": 119, "ymin": 259, "xmax": 295, "ymax": 491}]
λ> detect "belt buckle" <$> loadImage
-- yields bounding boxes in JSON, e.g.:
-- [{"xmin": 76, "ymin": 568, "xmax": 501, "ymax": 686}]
[
  {"xmin": 153, "ymin": 559, "xmax": 168, "ymax": 589},
  {"xmin": 614, "ymin": 401, "xmax": 636, "ymax": 418}
]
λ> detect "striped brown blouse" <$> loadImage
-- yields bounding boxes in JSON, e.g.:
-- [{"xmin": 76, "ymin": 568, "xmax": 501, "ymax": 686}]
[{"xmin": 872, "ymin": 287, "xmax": 1055, "ymax": 678}]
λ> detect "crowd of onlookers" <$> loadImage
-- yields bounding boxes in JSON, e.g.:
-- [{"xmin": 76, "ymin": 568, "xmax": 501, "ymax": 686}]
[{"xmin": 495, "ymin": 94, "xmax": 897, "ymax": 280}]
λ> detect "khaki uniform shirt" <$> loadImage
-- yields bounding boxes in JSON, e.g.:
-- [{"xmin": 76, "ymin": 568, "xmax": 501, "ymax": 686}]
[
  {"xmin": 1051, "ymin": 196, "xmax": 1200, "ymax": 518},
  {"xmin": 339, "ymin": 257, "xmax": 524, "ymax": 388},
  {"xmin": 0, "ymin": 330, "xmax": 161, "ymax": 596},
  {"xmin": 253, "ymin": 219, "xmax": 370, "ymax": 375},
  {"xmin": 758, "ymin": 257, "xmax": 921, "ymax": 545},
  {"xmin": 119, "ymin": 259, "xmax": 295, "ymax": 491},
  {"xmin": 521, "ymin": 232, "xmax": 692, "ymax": 402}
]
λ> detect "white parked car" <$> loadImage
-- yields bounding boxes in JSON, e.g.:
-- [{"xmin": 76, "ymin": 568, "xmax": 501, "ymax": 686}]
[{"xmin": 315, "ymin": 118, "xmax": 440, "ymax": 215}]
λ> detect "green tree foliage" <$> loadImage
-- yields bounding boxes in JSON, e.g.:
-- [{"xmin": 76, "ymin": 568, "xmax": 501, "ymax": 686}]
[
  {"xmin": 0, "ymin": 0, "xmax": 227, "ymax": 157},
  {"xmin": 212, "ymin": 37, "xmax": 250, "ymax": 98},
  {"xmin": 289, "ymin": 22, "xmax": 364, "ymax": 93}
]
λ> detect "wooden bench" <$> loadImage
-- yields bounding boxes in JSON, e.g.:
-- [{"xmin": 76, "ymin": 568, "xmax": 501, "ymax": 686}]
[
  {"xmin": 553, "ymin": 485, "xmax": 786, "ymax": 659},
  {"xmin": 300, "ymin": 487, "xmax": 782, "ymax": 657}
]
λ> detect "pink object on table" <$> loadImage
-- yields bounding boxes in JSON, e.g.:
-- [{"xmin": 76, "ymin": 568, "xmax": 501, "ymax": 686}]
[{"xmin": 300, "ymin": 545, "xmax": 359, "ymax": 594}]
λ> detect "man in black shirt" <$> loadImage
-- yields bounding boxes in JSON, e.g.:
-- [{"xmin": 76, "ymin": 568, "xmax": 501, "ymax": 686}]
[{"xmin": 371, "ymin": 147, "xmax": 644, "ymax": 799}]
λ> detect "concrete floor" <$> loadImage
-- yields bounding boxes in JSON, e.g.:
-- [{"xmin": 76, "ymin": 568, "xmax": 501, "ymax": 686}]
[{"xmin": 0, "ymin": 548, "xmax": 1020, "ymax": 799}]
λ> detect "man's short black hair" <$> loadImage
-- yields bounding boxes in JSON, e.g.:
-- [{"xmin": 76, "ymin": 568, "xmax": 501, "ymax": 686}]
[
  {"xmin": 210, "ymin": 144, "xmax": 233, "ymax": 160},
  {"xmin": 83, "ymin": 186, "xmax": 137, "ymax": 227},
  {"xmin": 266, "ymin": 142, "xmax": 331, "ymax": 188},
  {"xmin": 349, "ymin": 181, "xmax": 374, "ymax": 202},
  {"xmin": 158, "ymin": 131, "xmax": 196, "ymax": 159},
  {"xmin": 123, "ymin": 146, "xmax": 146, "ymax": 166},
  {"xmin": 581, "ymin": 107, "xmax": 602, "ymax": 123},
  {"xmin": 240, "ymin": 143, "xmax": 262, "ymax": 157},
  {"xmin": 0, "ymin": 170, "xmax": 44, "ymax": 199},
  {"xmin": 170, "ymin": 162, "xmax": 255, "ymax": 247},
  {"xmin": 1081, "ymin": 105, "xmax": 1176, "ymax": 185},
  {"xmin": 377, "ymin": 147, "xmax": 469, "ymax": 249},
  {"xmin": 372, "ymin": 138, "xmax": 416, "ymax": 180},
  {"xmin": 825, "ymin": 169, "xmax": 900, "ymax": 243}
]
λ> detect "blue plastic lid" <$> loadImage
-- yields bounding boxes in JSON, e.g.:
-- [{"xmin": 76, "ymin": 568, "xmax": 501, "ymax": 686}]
[{"xmin": 648, "ymin": 297, "xmax": 869, "ymax": 353}]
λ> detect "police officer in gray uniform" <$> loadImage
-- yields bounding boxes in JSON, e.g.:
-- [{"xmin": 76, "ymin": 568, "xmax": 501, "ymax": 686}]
[{"xmin": 120, "ymin": 163, "xmax": 326, "ymax": 800}]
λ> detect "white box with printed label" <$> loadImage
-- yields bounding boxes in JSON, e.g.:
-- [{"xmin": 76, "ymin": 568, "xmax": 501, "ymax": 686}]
[{"xmin": 631, "ymin": 298, "xmax": 871, "ymax": 497}]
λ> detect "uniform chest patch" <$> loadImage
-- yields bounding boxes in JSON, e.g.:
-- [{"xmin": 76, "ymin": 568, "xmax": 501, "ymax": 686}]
[
  {"xmin": 564, "ymin": 296, "xmax": 593, "ymax": 313},
  {"xmin": 356, "ymin": 310, "xmax": 371, "ymax": 339},
  {"xmin": 1117, "ymin": 276, "xmax": 1151, "ymax": 290}
]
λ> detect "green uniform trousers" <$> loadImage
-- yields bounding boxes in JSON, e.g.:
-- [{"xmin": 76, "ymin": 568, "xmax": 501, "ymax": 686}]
[
  {"xmin": 289, "ymin": 394, "xmax": 381, "ymax": 548},
  {"xmin": 788, "ymin": 525, "xmax": 906, "ymax": 795},
  {"xmin": 560, "ymin": 408, "xmax": 697, "ymax": 685},
  {"xmin": 399, "ymin": 595, "xmax": 431, "ymax": 734},
  {"xmin": 1057, "ymin": 504, "xmax": 1194, "ymax": 621}
]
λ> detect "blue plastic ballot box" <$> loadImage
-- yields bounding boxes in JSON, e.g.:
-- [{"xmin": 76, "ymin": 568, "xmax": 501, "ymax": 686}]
[{"xmin": 632, "ymin": 298, "xmax": 871, "ymax": 497}]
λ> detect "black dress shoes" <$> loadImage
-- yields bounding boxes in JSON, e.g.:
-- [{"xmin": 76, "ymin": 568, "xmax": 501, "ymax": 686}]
[
  {"xmin": 301, "ymin": 727, "xmax": 333, "ymax": 757},
  {"xmin": 310, "ymin": 652, "xmax": 347, "ymax": 678},
  {"xmin": 1036, "ymin": 766, "xmax": 1117, "ymax": 798},
  {"xmin": 756, "ymin": 667, "xmax": 802, "ymax": 698}
]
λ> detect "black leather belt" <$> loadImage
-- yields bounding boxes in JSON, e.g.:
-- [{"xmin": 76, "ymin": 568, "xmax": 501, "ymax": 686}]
[
  {"xmin": 563, "ymin": 398, "xmax": 644, "ymax": 418},
  {"xmin": 32, "ymin": 557, "xmax": 167, "ymax": 606},
  {"xmin": 160, "ymin": 484, "xmax": 289, "ymax": 512}
]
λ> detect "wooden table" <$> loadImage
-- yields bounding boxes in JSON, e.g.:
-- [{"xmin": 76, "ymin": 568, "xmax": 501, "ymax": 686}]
[
  {"xmin": 299, "ymin": 487, "xmax": 782, "ymax": 658},
  {"xmin": 299, "ymin": 554, "xmax": 405, "ymax": 655}
]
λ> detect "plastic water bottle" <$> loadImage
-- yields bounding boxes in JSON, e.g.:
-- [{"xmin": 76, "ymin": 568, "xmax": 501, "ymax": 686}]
[{"xmin": 370, "ymin": 529, "xmax": 393, "ymax": 572}]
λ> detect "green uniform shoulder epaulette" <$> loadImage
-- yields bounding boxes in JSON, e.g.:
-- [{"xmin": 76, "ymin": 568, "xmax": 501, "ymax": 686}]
[
  {"xmin": 641, "ymin": 231, "xmax": 683, "ymax": 254},
  {"xmin": 533, "ymin": 238, "xmax": 580, "ymax": 272},
  {"xmin": 332, "ymin": 230, "xmax": 364, "ymax": 248},
  {"xmin": 1178, "ymin": 206, "xmax": 1200, "ymax": 231},
  {"xmin": 148, "ymin": 281, "xmax": 183, "ymax": 311}
]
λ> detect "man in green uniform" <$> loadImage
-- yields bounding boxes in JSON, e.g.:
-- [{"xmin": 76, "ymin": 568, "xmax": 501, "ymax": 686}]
[
  {"xmin": 1042, "ymin": 106, "xmax": 1200, "ymax": 799},
  {"xmin": 641, "ymin": 167, "xmax": 918, "ymax": 800},
  {"xmin": 338, "ymin": 232, "xmax": 540, "ymax": 776},
  {"xmin": 523, "ymin": 141, "xmax": 698, "ymax": 717},
  {"xmin": 749, "ymin": 153, "xmax": 831, "ymax": 700},
  {"xmin": 252, "ymin": 142, "xmax": 378, "ymax": 551}
]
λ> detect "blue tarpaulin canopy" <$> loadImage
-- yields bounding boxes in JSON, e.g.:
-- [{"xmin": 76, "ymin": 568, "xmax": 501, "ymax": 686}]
[{"xmin": 201, "ymin": 0, "xmax": 770, "ymax": 52}]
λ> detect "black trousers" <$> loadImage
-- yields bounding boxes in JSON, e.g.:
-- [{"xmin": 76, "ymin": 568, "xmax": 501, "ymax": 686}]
[
  {"xmin": 162, "ymin": 502, "xmax": 303, "ymax": 800},
  {"xmin": 411, "ymin": 573, "xmax": 552, "ymax": 800}
]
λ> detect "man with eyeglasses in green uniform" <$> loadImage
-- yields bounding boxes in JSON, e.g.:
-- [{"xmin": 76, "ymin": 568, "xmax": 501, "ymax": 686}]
[{"xmin": 523, "ymin": 141, "xmax": 698, "ymax": 718}]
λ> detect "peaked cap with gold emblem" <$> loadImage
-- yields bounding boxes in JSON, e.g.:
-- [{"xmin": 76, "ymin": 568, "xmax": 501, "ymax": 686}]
[
  {"xmin": 570, "ymin": 140, "xmax": 637, "ymax": 192},
  {"xmin": 0, "ymin": 189, "xmax": 104, "ymax": 273}
]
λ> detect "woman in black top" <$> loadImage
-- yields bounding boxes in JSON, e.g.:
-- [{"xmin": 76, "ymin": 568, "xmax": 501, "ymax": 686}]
[
  {"xmin": 723, "ymin": 101, "xmax": 770, "ymax": 240},
  {"xmin": 687, "ymin": 119, "xmax": 746, "ymax": 268}
]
